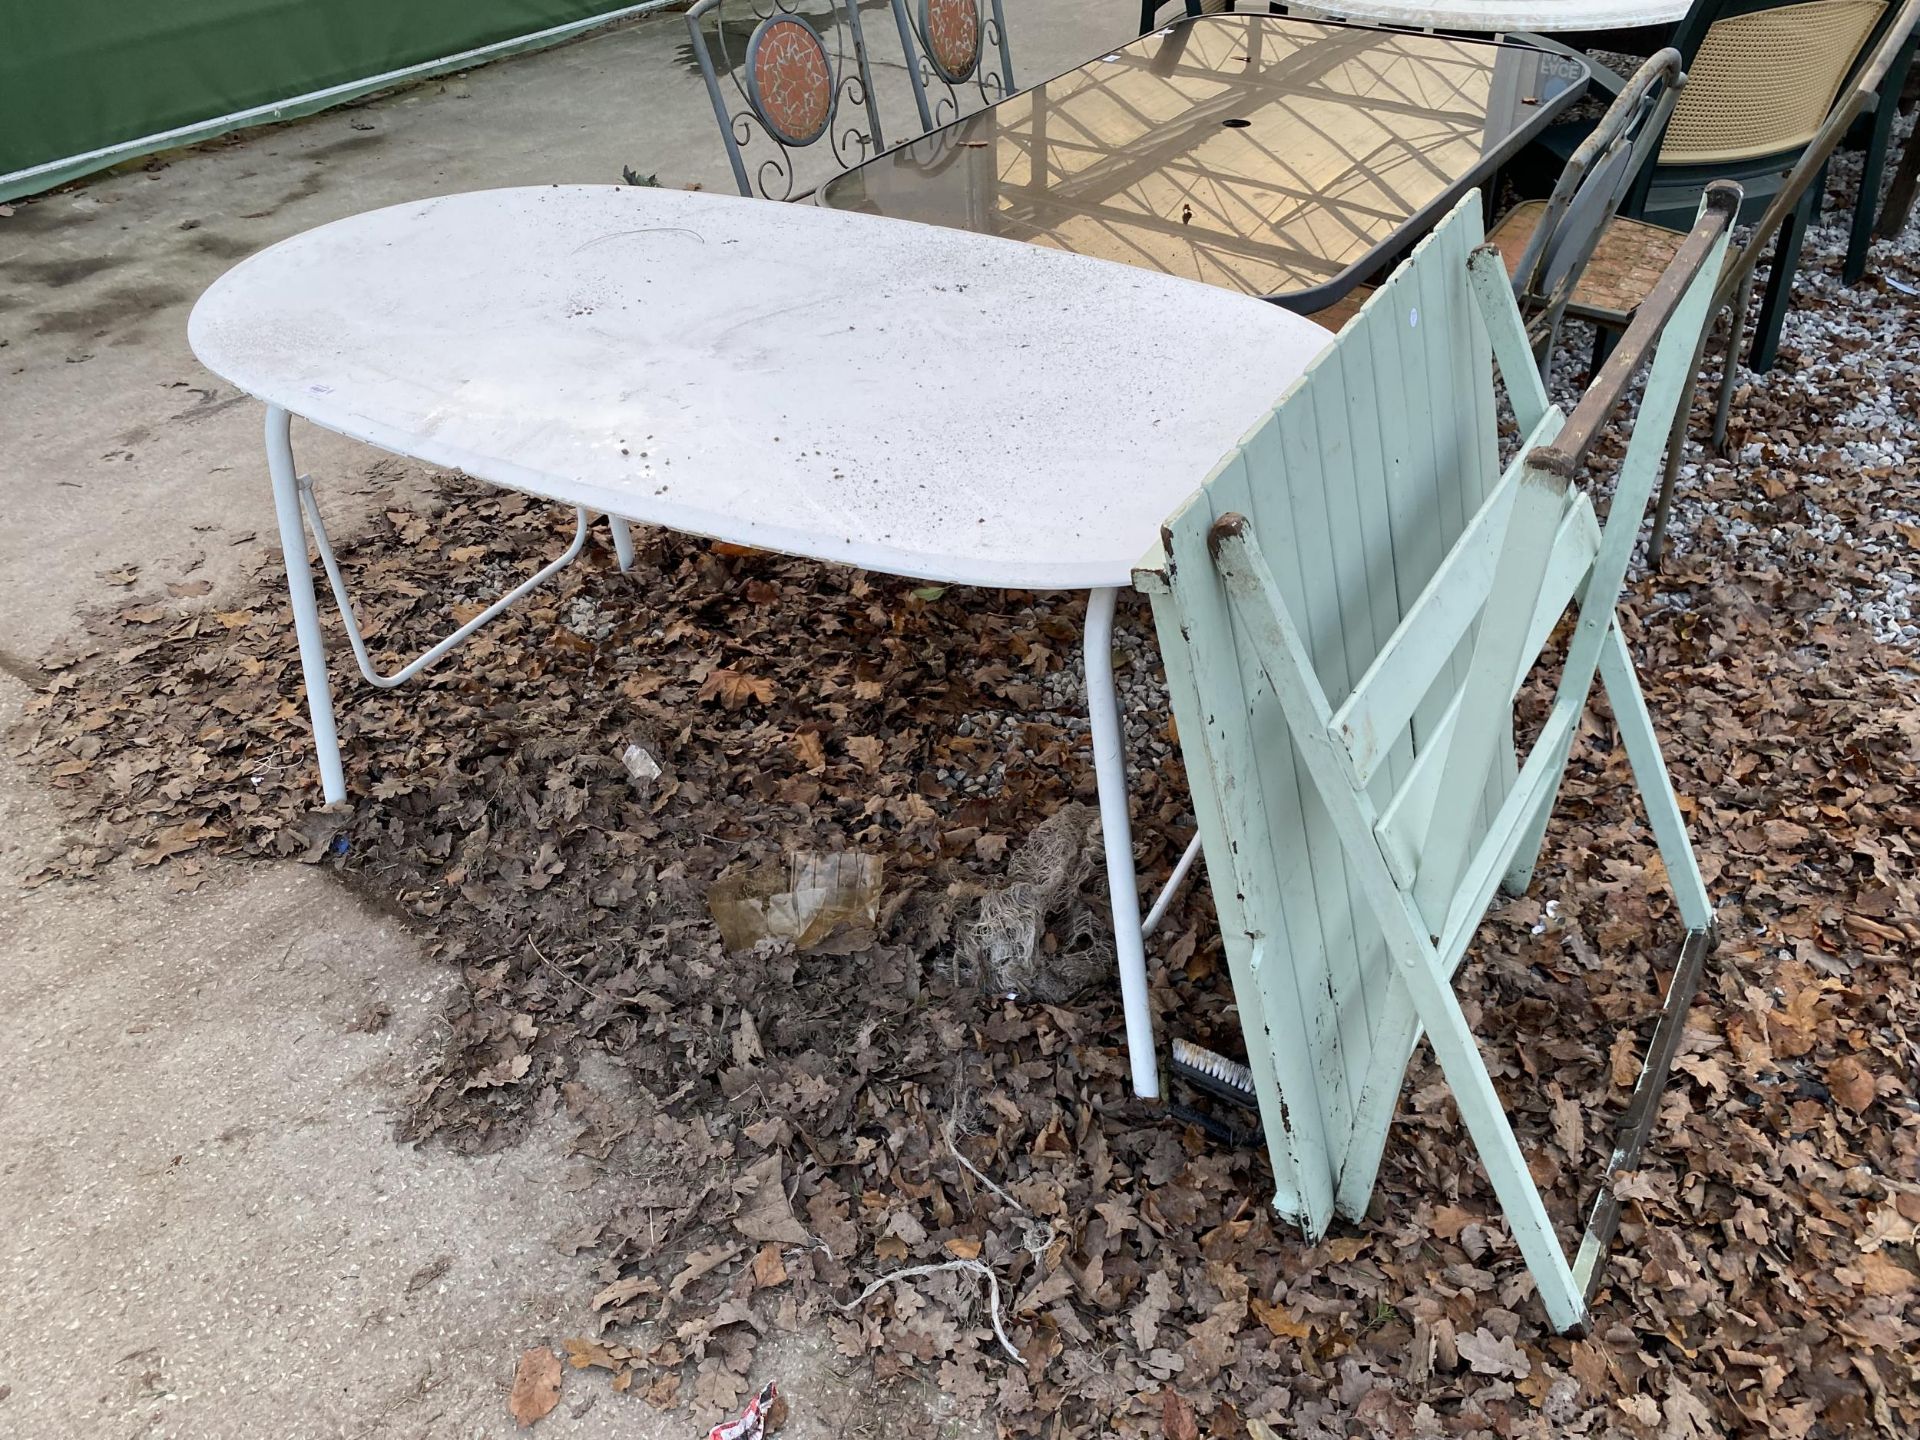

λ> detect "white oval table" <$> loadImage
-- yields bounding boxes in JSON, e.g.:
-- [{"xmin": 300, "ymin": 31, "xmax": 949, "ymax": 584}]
[
  {"xmin": 1282, "ymin": 1, "xmax": 1685, "ymax": 95},
  {"xmin": 1287, "ymin": 1, "xmax": 1685, "ymax": 32},
  {"xmin": 189, "ymin": 185, "xmax": 1332, "ymax": 1099}
]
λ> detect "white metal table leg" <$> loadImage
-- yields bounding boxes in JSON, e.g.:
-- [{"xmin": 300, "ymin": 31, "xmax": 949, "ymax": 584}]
[
  {"xmin": 608, "ymin": 515, "xmax": 636, "ymax": 572},
  {"xmin": 1084, "ymin": 585, "xmax": 1159, "ymax": 1099},
  {"xmin": 266, "ymin": 406, "xmax": 347, "ymax": 805}
]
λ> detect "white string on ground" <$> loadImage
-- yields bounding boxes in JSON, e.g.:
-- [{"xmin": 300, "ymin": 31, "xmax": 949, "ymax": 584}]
[
  {"xmin": 833, "ymin": 1259, "xmax": 1024, "ymax": 1365},
  {"xmin": 944, "ymin": 1099, "xmax": 1027, "ymax": 1214}
]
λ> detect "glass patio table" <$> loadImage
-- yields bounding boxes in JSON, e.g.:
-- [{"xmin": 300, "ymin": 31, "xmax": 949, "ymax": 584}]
[{"xmin": 821, "ymin": 14, "xmax": 1590, "ymax": 314}]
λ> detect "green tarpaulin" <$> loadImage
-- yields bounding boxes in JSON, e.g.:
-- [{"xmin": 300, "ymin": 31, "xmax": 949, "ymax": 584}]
[{"xmin": 1, "ymin": 1, "xmax": 666, "ymax": 200}]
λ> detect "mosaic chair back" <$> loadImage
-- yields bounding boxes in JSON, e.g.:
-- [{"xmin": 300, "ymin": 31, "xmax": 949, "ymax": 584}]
[
  {"xmin": 687, "ymin": 0, "xmax": 889, "ymax": 199},
  {"xmin": 890, "ymin": 0, "xmax": 1017, "ymax": 130},
  {"xmin": 1136, "ymin": 186, "xmax": 1736, "ymax": 1333}
]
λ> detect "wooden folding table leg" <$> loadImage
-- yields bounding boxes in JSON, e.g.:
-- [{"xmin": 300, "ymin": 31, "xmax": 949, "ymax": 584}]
[
  {"xmin": 1571, "ymin": 925, "xmax": 1714, "ymax": 1302},
  {"xmin": 1596, "ymin": 624, "xmax": 1714, "ymax": 930}
]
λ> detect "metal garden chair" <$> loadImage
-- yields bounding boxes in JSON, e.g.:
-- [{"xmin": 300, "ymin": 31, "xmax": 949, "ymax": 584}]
[
  {"xmin": 1135, "ymin": 184, "xmax": 1736, "ymax": 1334},
  {"xmin": 1308, "ymin": 50, "xmax": 1685, "ymax": 384},
  {"xmin": 1482, "ymin": 0, "xmax": 1916, "ymax": 564},
  {"xmin": 1483, "ymin": 48, "xmax": 1688, "ymax": 380},
  {"xmin": 1638, "ymin": 0, "xmax": 1919, "ymax": 560},
  {"xmin": 888, "ymin": 0, "xmax": 1016, "ymax": 131},
  {"xmin": 686, "ymin": 0, "xmax": 888, "ymax": 200}
]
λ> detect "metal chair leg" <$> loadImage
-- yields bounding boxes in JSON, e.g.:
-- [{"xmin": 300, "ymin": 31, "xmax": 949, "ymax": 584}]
[
  {"xmin": 1749, "ymin": 188, "xmax": 1816, "ymax": 374},
  {"xmin": 1847, "ymin": 38, "xmax": 1916, "ymax": 282},
  {"xmin": 1876, "ymin": 113, "xmax": 1920, "ymax": 237},
  {"xmin": 1711, "ymin": 272, "xmax": 1756, "ymax": 454},
  {"xmin": 1645, "ymin": 309, "xmax": 1718, "ymax": 568},
  {"xmin": 266, "ymin": 406, "xmax": 347, "ymax": 806},
  {"xmin": 1646, "ymin": 374, "xmax": 1697, "ymax": 569},
  {"xmin": 1590, "ymin": 322, "xmax": 1619, "ymax": 378}
]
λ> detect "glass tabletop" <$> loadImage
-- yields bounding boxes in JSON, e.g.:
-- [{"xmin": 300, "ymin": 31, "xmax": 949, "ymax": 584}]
[{"xmin": 821, "ymin": 16, "xmax": 1589, "ymax": 310}]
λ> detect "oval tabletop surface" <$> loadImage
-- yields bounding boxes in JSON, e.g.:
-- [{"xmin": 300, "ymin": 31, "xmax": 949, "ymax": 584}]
[
  {"xmin": 1288, "ymin": 0, "xmax": 1684, "ymax": 30},
  {"xmin": 190, "ymin": 185, "xmax": 1331, "ymax": 590}
]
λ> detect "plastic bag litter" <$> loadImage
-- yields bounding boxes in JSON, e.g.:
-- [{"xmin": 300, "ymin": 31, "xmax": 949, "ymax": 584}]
[
  {"xmin": 957, "ymin": 802, "xmax": 1113, "ymax": 1001},
  {"xmin": 620, "ymin": 741, "xmax": 663, "ymax": 790},
  {"xmin": 708, "ymin": 852, "xmax": 882, "ymax": 952},
  {"xmin": 706, "ymin": 1381, "xmax": 786, "ymax": 1440}
]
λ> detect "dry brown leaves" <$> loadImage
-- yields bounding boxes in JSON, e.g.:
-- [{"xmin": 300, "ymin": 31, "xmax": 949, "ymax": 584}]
[
  {"xmin": 508, "ymin": 1345, "xmax": 563, "ymax": 1428},
  {"xmin": 10, "ymin": 175, "xmax": 1920, "ymax": 1440}
]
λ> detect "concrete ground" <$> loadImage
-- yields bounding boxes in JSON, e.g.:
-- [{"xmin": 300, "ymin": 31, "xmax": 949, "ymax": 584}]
[{"xmin": 0, "ymin": 5, "xmax": 1141, "ymax": 1436}]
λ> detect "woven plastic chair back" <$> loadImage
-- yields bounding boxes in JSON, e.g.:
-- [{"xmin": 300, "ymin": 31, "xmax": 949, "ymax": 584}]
[{"xmin": 1660, "ymin": 0, "xmax": 1885, "ymax": 163}]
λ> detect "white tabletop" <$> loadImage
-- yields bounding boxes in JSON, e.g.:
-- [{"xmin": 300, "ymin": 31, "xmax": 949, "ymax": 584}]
[
  {"xmin": 1291, "ymin": 0, "xmax": 1685, "ymax": 32},
  {"xmin": 188, "ymin": 186, "xmax": 1330, "ymax": 591}
]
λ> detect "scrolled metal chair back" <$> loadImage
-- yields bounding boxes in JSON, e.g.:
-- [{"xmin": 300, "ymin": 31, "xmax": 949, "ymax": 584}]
[
  {"xmin": 889, "ymin": 0, "xmax": 1016, "ymax": 131},
  {"xmin": 686, "ymin": 0, "xmax": 887, "ymax": 199},
  {"xmin": 1513, "ymin": 48, "xmax": 1687, "ymax": 348}
]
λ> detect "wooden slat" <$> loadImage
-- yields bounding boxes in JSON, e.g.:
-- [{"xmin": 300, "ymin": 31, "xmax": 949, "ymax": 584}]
[
  {"xmin": 1146, "ymin": 461, "xmax": 1338, "ymax": 1232},
  {"xmin": 1333, "ymin": 409, "xmax": 1564, "ymax": 786},
  {"xmin": 1372, "ymin": 492, "xmax": 1600, "ymax": 884}
]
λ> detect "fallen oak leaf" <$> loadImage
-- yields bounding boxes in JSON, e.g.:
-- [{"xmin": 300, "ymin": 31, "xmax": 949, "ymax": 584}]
[
  {"xmin": 1825, "ymin": 1054, "xmax": 1877, "ymax": 1113},
  {"xmin": 461, "ymin": 1051, "xmax": 531, "ymax": 1092},
  {"xmin": 1249, "ymin": 1296, "xmax": 1312, "ymax": 1340},
  {"xmin": 1456, "ymin": 1327, "xmax": 1531, "ymax": 1380},
  {"xmin": 750, "ymin": 1243, "xmax": 789, "ymax": 1289},
  {"xmin": 731, "ymin": 1154, "xmax": 808, "ymax": 1246},
  {"xmin": 1160, "ymin": 1386, "xmax": 1199, "ymax": 1440},
  {"xmin": 1130, "ymin": 1270, "xmax": 1173, "ymax": 1350},
  {"xmin": 697, "ymin": 669, "xmax": 776, "ymax": 709},
  {"xmin": 562, "ymin": 1336, "xmax": 622, "ymax": 1370},
  {"xmin": 669, "ymin": 1242, "xmax": 744, "ymax": 1299},
  {"xmin": 1841, "ymin": 1251, "xmax": 1917, "ymax": 1297},
  {"xmin": 508, "ymin": 1346, "xmax": 562, "ymax": 1428},
  {"xmin": 589, "ymin": 1273, "xmax": 659, "ymax": 1312}
]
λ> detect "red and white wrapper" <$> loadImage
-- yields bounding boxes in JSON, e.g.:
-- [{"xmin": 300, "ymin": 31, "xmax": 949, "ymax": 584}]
[{"xmin": 706, "ymin": 1381, "xmax": 780, "ymax": 1440}]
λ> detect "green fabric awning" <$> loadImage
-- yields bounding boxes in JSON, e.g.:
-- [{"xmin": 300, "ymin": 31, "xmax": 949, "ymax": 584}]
[{"xmin": 1, "ymin": 2, "xmax": 668, "ymax": 200}]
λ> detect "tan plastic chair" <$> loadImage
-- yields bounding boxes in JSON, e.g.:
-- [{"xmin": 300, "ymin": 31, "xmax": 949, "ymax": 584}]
[
  {"xmin": 1628, "ymin": 0, "xmax": 1915, "ymax": 317},
  {"xmin": 1655, "ymin": 0, "xmax": 1884, "ymax": 171}
]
